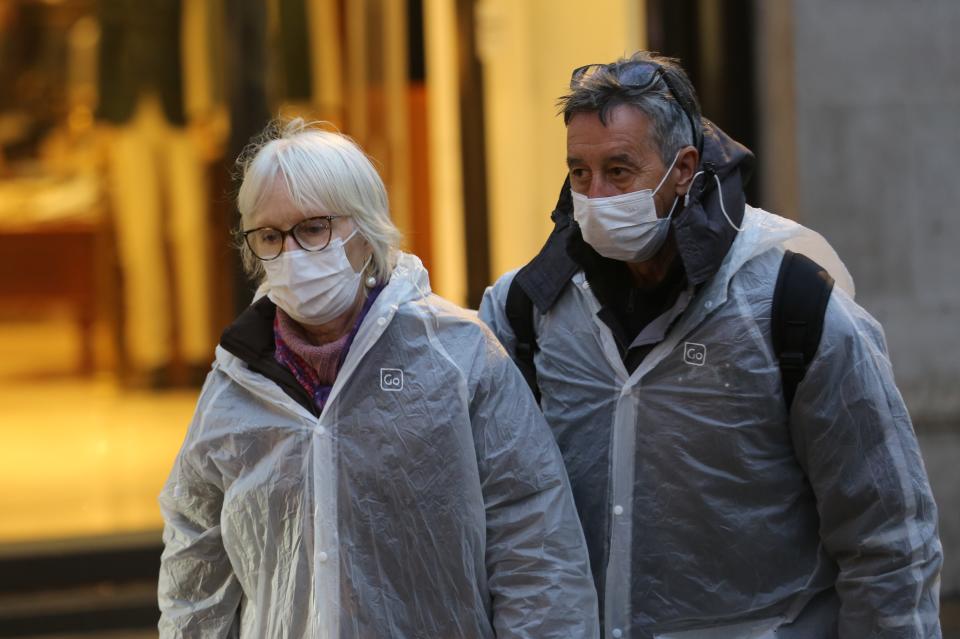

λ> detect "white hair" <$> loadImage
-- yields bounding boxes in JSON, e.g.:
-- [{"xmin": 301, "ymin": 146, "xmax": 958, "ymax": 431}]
[{"xmin": 235, "ymin": 118, "xmax": 402, "ymax": 284}]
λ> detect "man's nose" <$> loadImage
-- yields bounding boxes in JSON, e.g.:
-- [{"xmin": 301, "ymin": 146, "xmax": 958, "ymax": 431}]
[{"xmin": 585, "ymin": 177, "xmax": 616, "ymax": 199}]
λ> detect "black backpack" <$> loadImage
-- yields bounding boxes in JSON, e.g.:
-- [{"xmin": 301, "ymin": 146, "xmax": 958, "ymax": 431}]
[{"xmin": 504, "ymin": 249, "xmax": 834, "ymax": 412}]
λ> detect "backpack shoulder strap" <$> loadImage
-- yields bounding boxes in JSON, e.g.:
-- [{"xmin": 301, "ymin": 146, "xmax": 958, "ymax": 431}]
[
  {"xmin": 771, "ymin": 250, "xmax": 835, "ymax": 412},
  {"xmin": 505, "ymin": 278, "xmax": 540, "ymax": 403}
]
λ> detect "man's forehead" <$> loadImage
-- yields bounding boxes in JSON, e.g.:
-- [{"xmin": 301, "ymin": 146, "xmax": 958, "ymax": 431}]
[{"xmin": 566, "ymin": 106, "xmax": 657, "ymax": 160}]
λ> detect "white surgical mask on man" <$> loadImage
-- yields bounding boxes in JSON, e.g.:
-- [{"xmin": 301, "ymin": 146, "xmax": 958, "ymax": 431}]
[
  {"xmin": 263, "ymin": 229, "xmax": 362, "ymax": 325},
  {"xmin": 572, "ymin": 151, "xmax": 680, "ymax": 262}
]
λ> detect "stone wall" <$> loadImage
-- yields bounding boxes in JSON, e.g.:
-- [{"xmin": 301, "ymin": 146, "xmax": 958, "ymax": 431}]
[{"xmin": 758, "ymin": 0, "xmax": 960, "ymax": 594}]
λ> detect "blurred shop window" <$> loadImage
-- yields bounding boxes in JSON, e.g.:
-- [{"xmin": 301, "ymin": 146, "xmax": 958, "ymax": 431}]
[
  {"xmin": 95, "ymin": 0, "xmax": 227, "ymax": 388},
  {"xmin": 0, "ymin": 0, "xmax": 111, "ymax": 377},
  {"xmin": 0, "ymin": 0, "xmax": 234, "ymax": 388},
  {"xmin": 0, "ymin": 1, "xmax": 66, "ymax": 167}
]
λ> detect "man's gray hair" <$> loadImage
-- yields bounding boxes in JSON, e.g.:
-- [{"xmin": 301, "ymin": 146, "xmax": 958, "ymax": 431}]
[
  {"xmin": 558, "ymin": 51, "xmax": 701, "ymax": 164},
  {"xmin": 235, "ymin": 118, "xmax": 402, "ymax": 284}
]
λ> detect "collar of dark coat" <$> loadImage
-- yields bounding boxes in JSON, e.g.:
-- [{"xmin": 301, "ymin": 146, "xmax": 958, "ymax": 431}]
[
  {"xmin": 512, "ymin": 119, "xmax": 755, "ymax": 313},
  {"xmin": 511, "ymin": 176, "xmax": 582, "ymax": 313},
  {"xmin": 219, "ymin": 296, "xmax": 319, "ymax": 416},
  {"xmin": 673, "ymin": 118, "xmax": 754, "ymax": 285}
]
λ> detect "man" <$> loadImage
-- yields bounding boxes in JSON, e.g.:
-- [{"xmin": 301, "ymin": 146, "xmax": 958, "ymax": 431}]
[{"xmin": 479, "ymin": 52, "xmax": 942, "ymax": 638}]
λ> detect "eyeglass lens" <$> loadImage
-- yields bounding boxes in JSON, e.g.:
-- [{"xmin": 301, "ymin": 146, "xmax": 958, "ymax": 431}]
[{"xmin": 246, "ymin": 217, "xmax": 333, "ymax": 259}]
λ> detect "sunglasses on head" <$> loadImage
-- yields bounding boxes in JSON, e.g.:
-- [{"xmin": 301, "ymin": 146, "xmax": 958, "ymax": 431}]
[{"xmin": 570, "ymin": 60, "xmax": 703, "ymax": 154}]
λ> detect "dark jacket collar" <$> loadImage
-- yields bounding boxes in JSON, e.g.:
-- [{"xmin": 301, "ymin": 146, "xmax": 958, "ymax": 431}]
[
  {"xmin": 510, "ymin": 176, "xmax": 582, "ymax": 313},
  {"xmin": 672, "ymin": 119, "xmax": 754, "ymax": 286},
  {"xmin": 219, "ymin": 297, "xmax": 319, "ymax": 416}
]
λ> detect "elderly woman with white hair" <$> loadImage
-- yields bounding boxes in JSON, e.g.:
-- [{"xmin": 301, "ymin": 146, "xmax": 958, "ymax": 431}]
[{"xmin": 157, "ymin": 119, "xmax": 598, "ymax": 638}]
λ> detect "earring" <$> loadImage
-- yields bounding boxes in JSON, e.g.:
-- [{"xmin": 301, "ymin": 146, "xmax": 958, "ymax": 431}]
[{"xmin": 365, "ymin": 275, "xmax": 377, "ymax": 288}]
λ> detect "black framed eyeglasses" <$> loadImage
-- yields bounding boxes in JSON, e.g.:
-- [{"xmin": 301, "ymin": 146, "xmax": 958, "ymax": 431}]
[
  {"xmin": 570, "ymin": 61, "xmax": 703, "ymax": 153},
  {"xmin": 242, "ymin": 215, "xmax": 342, "ymax": 261}
]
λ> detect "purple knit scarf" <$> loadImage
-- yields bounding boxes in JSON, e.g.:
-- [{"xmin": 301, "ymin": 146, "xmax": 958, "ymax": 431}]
[{"xmin": 274, "ymin": 285, "xmax": 384, "ymax": 411}]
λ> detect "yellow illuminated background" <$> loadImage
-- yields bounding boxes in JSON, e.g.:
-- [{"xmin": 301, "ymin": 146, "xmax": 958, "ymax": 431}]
[
  {"xmin": 1, "ymin": 0, "xmax": 958, "ymax": 636},
  {"xmin": 0, "ymin": 1, "xmax": 643, "ymax": 635},
  {"xmin": 0, "ymin": 0, "xmax": 641, "ymax": 545}
]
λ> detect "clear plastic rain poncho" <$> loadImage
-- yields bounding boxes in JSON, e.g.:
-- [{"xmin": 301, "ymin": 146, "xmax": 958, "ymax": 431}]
[
  {"xmin": 480, "ymin": 207, "xmax": 942, "ymax": 638},
  {"xmin": 158, "ymin": 253, "xmax": 599, "ymax": 638}
]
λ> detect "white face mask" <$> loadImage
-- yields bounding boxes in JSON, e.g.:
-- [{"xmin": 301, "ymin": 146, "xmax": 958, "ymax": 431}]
[
  {"xmin": 262, "ymin": 230, "xmax": 362, "ymax": 325},
  {"xmin": 572, "ymin": 151, "xmax": 680, "ymax": 262}
]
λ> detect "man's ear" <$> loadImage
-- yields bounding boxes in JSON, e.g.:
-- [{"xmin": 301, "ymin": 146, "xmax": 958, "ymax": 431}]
[{"xmin": 673, "ymin": 146, "xmax": 700, "ymax": 197}]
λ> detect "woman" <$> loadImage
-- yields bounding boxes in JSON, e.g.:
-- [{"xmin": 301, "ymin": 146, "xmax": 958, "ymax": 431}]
[{"xmin": 157, "ymin": 119, "xmax": 598, "ymax": 638}]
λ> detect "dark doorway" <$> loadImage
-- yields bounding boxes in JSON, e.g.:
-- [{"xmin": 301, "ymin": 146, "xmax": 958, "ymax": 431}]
[
  {"xmin": 646, "ymin": 0, "xmax": 759, "ymax": 203},
  {"xmin": 455, "ymin": 0, "xmax": 491, "ymax": 309}
]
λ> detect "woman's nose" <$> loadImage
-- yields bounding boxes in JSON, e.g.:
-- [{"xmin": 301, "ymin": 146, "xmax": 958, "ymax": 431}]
[{"xmin": 283, "ymin": 234, "xmax": 301, "ymax": 252}]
